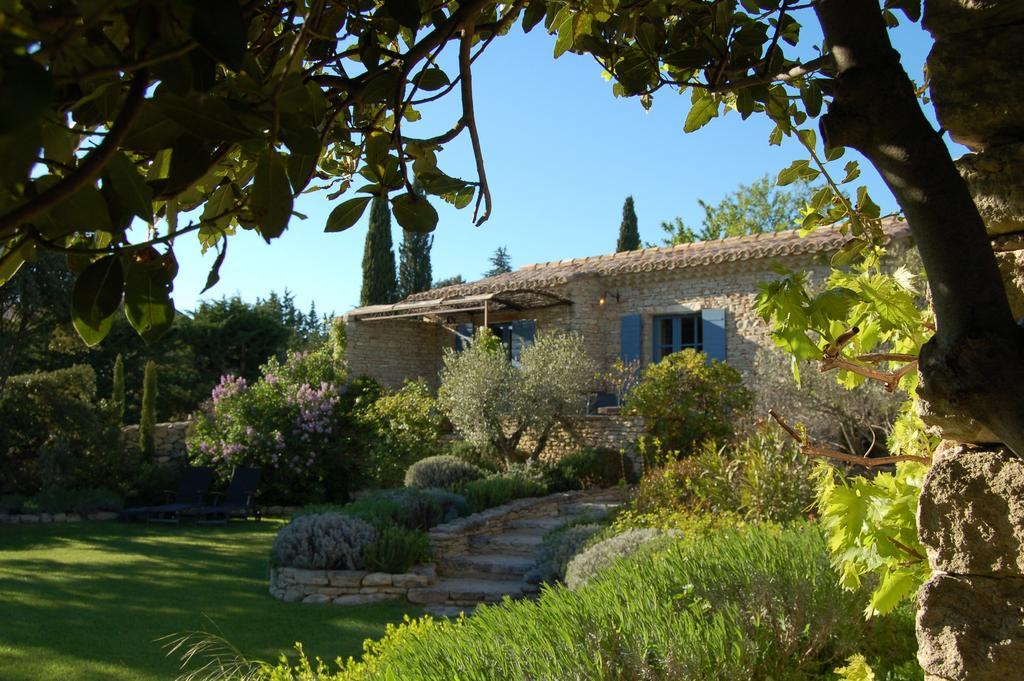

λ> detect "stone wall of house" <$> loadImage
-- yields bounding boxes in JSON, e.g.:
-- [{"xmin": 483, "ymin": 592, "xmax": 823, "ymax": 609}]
[
  {"xmin": 120, "ymin": 421, "xmax": 191, "ymax": 465},
  {"xmin": 345, "ymin": 318, "xmax": 449, "ymax": 390}
]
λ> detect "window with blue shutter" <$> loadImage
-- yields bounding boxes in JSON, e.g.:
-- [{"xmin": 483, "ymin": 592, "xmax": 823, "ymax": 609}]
[
  {"xmin": 620, "ymin": 314, "xmax": 642, "ymax": 365},
  {"xmin": 652, "ymin": 313, "xmax": 702, "ymax": 361},
  {"xmin": 454, "ymin": 323, "xmax": 474, "ymax": 351},
  {"xmin": 701, "ymin": 308, "xmax": 727, "ymax": 362},
  {"xmin": 487, "ymin": 319, "xmax": 535, "ymax": 363}
]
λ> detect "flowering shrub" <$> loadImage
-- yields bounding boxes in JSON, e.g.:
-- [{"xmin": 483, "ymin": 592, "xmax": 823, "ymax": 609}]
[{"xmin": 188, "ymin": 348, "xmax": 364, "ymax": 504}]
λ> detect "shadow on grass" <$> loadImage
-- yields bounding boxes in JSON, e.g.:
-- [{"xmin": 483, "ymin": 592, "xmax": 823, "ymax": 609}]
[{"xmin": 0, "ymin": 522, "xmax": 418, "ymax": 681}]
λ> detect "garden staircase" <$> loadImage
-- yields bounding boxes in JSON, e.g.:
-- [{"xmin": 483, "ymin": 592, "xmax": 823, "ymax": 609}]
[{"xmin": 409, "ymin": 488, "xmax": 626, "ymax": 618}]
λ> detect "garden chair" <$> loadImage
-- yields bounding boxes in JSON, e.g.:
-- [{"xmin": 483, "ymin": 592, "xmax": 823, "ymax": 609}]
[
  {"xmin": 181, "ymin": 467, "xmax": 262, "ymax": 525},
  {"xmin": 118, "ymin": 466, "xmax": 215, "ymax": 523}
]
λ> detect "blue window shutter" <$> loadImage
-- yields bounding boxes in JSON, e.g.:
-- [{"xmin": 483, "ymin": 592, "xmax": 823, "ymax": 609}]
[
  {"xmin": 620, "ymin": 314, "xmax": 642, "ymax": 364},
  {"xmin": 454, "ymin": 323, "xmax": 474, "ymax": 351},
  {"xmin": 701, "ymin": 309, "xmax": 726, "ymax": 361},
  {"xmin": 510, "ymin": 319, "xmax": 535, "ymax": 362}
]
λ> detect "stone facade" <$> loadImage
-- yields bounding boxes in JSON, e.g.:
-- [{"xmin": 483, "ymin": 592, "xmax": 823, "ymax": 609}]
[
  {"xmin": 120, "ymin": 420, "xmax": 192, "ymax": 465},
  {"xmin": 269, "ymin": 565, "xmax": 437, "ymax": 605},
  {"xmin": 345, "ymin": 250, "xmax": 839, "ymax": 394},
  {"xmin": 519, "ymin": 415, "xmax": 645, "ymax": 467}
]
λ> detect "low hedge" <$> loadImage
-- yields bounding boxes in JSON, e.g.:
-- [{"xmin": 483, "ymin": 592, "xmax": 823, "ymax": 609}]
[{"xmin": 464, "ymin": 476, "xmax": 546, "ymax": 513}]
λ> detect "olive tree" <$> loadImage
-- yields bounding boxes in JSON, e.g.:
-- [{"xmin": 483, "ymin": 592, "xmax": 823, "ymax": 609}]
[{"xmin": 438, "ymin": 330, "xmax": 595, "ymax": 462}]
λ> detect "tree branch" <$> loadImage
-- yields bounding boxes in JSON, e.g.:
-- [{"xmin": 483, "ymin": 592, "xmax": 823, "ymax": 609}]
[
  {"xmin": 459, "ymin": 18, "xmax": 491, "ymax": 226},
  {"xmin": 769, "ymin": 409, "xmax": 931, "ymax": 466},
  {"xmin": 0, "ymin": 72, "xmax": 149, "ymax": 239}
]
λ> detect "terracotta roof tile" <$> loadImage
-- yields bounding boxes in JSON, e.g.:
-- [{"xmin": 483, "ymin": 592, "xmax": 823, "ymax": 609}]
[{"xmin": 405, "ymin": 219, "xmax": 911, "ymax": 302}]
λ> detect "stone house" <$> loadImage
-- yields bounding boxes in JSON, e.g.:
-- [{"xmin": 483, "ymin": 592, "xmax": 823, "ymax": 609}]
[{"xmin": 344, "ymin": 220, "xmax": 911, "ymax": 402}]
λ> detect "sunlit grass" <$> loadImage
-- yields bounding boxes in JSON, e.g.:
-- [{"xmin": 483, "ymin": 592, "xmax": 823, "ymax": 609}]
[{"xmin": 0, "ymin": 521, "xmax": 417, "ymax": 681}]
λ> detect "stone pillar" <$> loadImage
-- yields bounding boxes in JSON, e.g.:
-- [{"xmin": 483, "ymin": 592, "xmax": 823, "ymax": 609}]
[{"xmin": 918, "ymin": 2, "xmax": 1024, "ymax": 678}]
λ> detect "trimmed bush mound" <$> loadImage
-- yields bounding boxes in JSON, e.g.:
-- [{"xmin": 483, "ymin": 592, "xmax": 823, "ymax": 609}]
[
  {"xmin": 270, "ymin": 513, "xmax": 376, "ymax": 570},
  {"xmin": 404, "ymin": 455, "xmax": 485, "ymax": 491},
  {"xmin": 464, "ymin": 476, "xmax": 546, "ymax": 513},
  {"xmin": 269, "ymin": 525, "xmax": 873, "ymax": 680},
  {"xmin": 529, "ymin": 522, "xmax": 604, "ymax": 584},
  {"xmin": 549, "ymin": 447, "xmax": 634, "ymax": 491},
  {"xmin": 564, "ymin": 528, "xmax": 680, "ymax": 589}
]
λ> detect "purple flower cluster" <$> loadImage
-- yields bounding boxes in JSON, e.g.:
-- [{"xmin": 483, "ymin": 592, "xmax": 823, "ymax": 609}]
[
  {"xmin": 288, "ymin": 381, "xmax": 340, "ymax": 443},
  {"xmin": 212, "ymin": 375, "xmax": 247, "ymax": 404}
]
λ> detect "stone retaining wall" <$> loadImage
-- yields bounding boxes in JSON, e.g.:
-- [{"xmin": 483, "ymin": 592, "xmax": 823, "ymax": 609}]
[
  {"xmin": 428, "ymin": 492, "xmax": 581, "ymax": 558},
  {"xmin": 269, "ymin": 564, "xmax": 437, "ymax": 605},
  {"xmin": 121, "ymin": 420, "xmax": 192, "ymax": 465},
  {"xmin": 525, "ymin": 415, "xmax": 645, "ymax": 467},
  {"xmin": 0, "ymin": 511, "xmax": 119, "ymax": 524}
]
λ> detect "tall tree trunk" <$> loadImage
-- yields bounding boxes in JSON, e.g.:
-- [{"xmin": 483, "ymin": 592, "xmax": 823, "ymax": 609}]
[{"xmin": 813, "ymin": 2, "xmax": 1024, "ymax": 679}]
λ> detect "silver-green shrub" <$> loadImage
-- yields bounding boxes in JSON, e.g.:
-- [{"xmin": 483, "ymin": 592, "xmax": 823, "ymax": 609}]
[
  {"xmin": 270, "ymin": 512, "xmax": 376, "ymax": 570},
  {"xmin": 565, "ymin": 527, "xmax": 681, "ymax": 589},
  {"xmin": 531, "ymin": 522, "xmax": 604, "ymax": 584},
  {"xmin": 404, "ymin": 455, "xmax": 485, "ymax": 491}
]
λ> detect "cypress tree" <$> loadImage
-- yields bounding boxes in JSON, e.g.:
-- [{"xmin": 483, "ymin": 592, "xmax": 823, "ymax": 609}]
[
  {"xmin": 139, "ymin": 360, "xmax": 157, "ymax": 458},
  {"xmin": 399, "ymin": 230, "xmax": 433, "ymax": 298},
  {"xmin": 616, "ymin": 196, "xmax": 641, "ymax": 252},
  {"xmin": 360, "ymin": 196, "xmax": 398, "ymax": 306},
  {"xmin": 111, "ymin": 353, "xmax": 125, "ymax": 424}
]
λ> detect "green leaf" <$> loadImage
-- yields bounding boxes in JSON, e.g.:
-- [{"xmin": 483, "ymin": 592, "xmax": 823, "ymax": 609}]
[
  {"xmin": 201, "ymin": 240, "xmax": 227, "ymax": 294},
  {"xmin": 868, "ymin": 568, "xmax": 920, "ymax": 617},
  {"xmin": 797, "ymin": 128, "xmax": 817, "ymax": 151},
  {"xmin": 325, "ymin": 196, "xmax": 371, "ymax": 233},
  {"xmin": 0, "ymin": 122, "xmax": 41, "ymax": 187},
  {"xmin": 105, "ymin": 152, "xmax": 154, "ymax": 222},
  {"xmin": 0, "ymin": 55, "xmax": 53, "ymax": 134},
  {"xmin": 37, "ymin": 183, "xmax": 113, "ymax": 237},
  {"xmin": 166, "ymin": 136, "xmax": 214, "ymax": 197},
  {"xmin": 551, "ymin": 7, "xmax": 575, "ymax": 58},
  {"xmin": 615, "ymin": 49, "xmax": 655, "ymax": 96},
  {"xmin": 123, "ymin": 102, "xmax": 184, "ymax": 152},
  {"xmin": 250, "ymin": 150, "xmax": 293, "ymax": 242},
  {"xmin": 385, "ymin": 0, "xmax": 421, "ymax": 29},
  {"xmin": 124, "ymin": 249, "xmax": 177, "ymax": 343},
  {"xmin": 190, "ymin": 0, "xmax": 249, "ymax": 71},
  {"xmin": 392, "ymin": 192, "xmax": 438, "ymax": 233},
  {"xmin": 280, "ymin": 125, "xmax": 321, "ymax": 155},
  {"xmin": 71, "ymin": 255, "xmax": 124, "ymax": 347},
  {"xmin": 0, "ymin": 239, "xmax": 34, "ymax": 286},
  {"xmin": 776, "ymin": 160, "xmax": 809, "ymax": 186},
  {"xmin": 202, "ymin": 183, "xmax": 236, "ymax": 230},
  {"xmin": 412, "ymin": 67, "xmax": 450, "ymax": 92},
  {"xmin": 522, "ymin": 1, "xmax": 547, "ymax": 33},
  {"xmin": 287, "ymin": 151, "xmax": 318, "ymax": 194},
  {"xmin": 684, "ymin": 90, "xmax": 718, "ymax": 133},
  {"xmin": 800, "ymin": 80, "xmax": 823, "ymax": 117},
  {"xmin": 157, "ymin": 93, "xmax": 254, "ymax": 142},
  {"xmin": 842, "ymin": 161, "xmax": 861, "ymax": 184}
]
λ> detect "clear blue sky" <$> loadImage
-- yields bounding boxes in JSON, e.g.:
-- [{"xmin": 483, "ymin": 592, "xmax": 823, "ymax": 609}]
[{"xmin": 169, "ymin": 14, "xmax": 948, "ymax": 317}]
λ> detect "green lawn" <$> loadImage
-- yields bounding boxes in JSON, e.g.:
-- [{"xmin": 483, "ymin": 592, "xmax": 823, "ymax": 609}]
[{"xmin": 0, "ymin": 521, "xmax": 418, "ymax": 681}]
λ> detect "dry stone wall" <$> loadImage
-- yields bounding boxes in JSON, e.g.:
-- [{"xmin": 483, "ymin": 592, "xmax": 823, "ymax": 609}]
[
  {"xmin": 269, "ymin": 565, "xmax": 437, "ymax": 605},
  {"xmin": 345, "ymin": 318, "xmax": 449, "ymax": 390},
  {"xmin": 120, "ymin": 420, "xmax": 191, "ymax": 465}
]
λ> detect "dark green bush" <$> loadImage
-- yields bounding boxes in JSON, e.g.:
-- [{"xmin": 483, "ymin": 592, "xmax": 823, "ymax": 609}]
[
  {"xmin": 340, "ymin": 488, "xmax": 467, "ymax": 531},
  {"xmin": 21, "ymin": 488, "xmax": 123, "ymax": 514},
  {"xmin": 549, "ymin": 447, "xmax": 634, "ymax": 491},
  {"xmin": 624, "ymin": 348, "xmax": 754, "ymax": 454},
  {"xmin": 404, "ymin": 455, "xmax": 485, "ymax": 492},
  {"xmin": 323, "ymin": 524, "xmax": 872, "ymax": 680},
  {"xmin": 464, "ymin": 476, "xmax": 546, "ymax": 513},
  {"xmin": 362, "ymin": 525, "xmax": 431, "ymax": 573},
  {"xmin": 0, "ymin": 365, "xmax": 132, "ymax": 496},
  {"xmin": 445, "ymin": 439, "xmax": 502, "ymax": 473}
]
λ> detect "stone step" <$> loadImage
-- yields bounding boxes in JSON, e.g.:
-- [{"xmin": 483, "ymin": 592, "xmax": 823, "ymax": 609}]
[
  {"xmin": 469, "ymin": 532, "xmax": 545, "ymax": 555},
  {"xmin": 505, "ymin": 515, "xmax": 578, "ymax": 532},
  {"xmin": 424, "ymin": 604, "xmax": 477, "ymax": 619},
  {"xmin": 407, "ymin": 577, "xmax": 528, "ymax": 606},
  {"xmin": 559, "ymin": 501, "xmax": 622, "ymax": 517},
  {"xmin": 439, "ymin": 553, "xmax": 537, "ymax": 580}
]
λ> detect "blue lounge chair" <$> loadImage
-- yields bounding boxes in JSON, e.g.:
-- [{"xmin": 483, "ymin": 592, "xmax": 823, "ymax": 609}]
[
  {"xmin": 181, "ymin": 467, "xmax": 262, "ymax": 525},
  {"xmin": 119, "ymin": 466, "xmax": 215, "ymax": 523}
]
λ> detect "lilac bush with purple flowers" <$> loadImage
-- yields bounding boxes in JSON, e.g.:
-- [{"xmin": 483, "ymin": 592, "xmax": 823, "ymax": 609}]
[{"xmin": 188, "ymin": 347, "xmax": 363, "ymax": 503}]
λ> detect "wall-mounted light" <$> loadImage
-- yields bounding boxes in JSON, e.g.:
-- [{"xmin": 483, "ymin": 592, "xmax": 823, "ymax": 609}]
[{"xmin": 599, "ymin": 291, "xmax": 620, "ymax": 305}]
